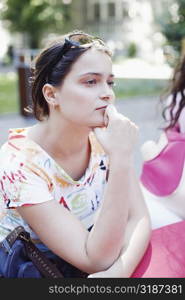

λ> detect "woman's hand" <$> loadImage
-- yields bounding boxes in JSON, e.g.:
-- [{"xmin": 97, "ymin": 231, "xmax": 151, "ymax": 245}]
[{"xmin": 93, "ymin": 105, "xmax": 138, "ymax": 159}]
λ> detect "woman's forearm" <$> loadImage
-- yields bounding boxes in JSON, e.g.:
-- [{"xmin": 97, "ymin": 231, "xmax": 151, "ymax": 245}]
[
  {"xmin": 86, "ymin": 168, "xmax": 152, "ymax": 276},
  {"xmin": 111, "ymin": 215, "xmax": 151, "ymax": 277},
  {"xmin": 115, "ymin": 168, "xmax": 151, "ymax": 277},
  {"xmin": 86, "ymin": 156, "xmax": 134, "ymax": 269},
  {"xmin": 87, "ymin": 214, "xmax": 151, "ymax": 277}
]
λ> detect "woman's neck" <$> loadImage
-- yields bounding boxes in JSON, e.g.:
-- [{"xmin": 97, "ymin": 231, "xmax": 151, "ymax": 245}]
[{"xmin": 27, "ymin": 118, "xmax": 91, "ymax": 159}]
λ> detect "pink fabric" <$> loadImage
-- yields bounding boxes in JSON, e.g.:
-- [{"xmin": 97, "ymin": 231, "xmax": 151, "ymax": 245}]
[
  {"xmin": 140, "ymin": 125, "xmax": 185, "ymax": 196},
  {"xmin": 131, "ymin": 221, "xmax": 185, "ymax": 278}
]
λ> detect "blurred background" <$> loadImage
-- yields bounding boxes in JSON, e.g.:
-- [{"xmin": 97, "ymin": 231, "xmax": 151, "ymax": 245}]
[{"xmin": 0, "ymin": 0, "xmax": 185, "ymax": 174}]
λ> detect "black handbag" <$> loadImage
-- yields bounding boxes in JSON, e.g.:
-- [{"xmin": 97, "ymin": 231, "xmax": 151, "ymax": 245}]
[{"xmin": 0, "ymin": 226, "xmax": 87, "ymax": 278}]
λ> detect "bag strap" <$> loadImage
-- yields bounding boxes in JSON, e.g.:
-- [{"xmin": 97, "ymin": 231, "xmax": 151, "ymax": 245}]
[{"xmin": 0, "ymin": 226, "xmax": 64, "ymax": 278}]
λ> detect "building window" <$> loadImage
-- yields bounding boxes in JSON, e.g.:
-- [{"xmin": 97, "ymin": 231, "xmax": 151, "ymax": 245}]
[
  {"xmin": 122, "ymin": 1, "xmax": 129, "ymax": 19},
  {"xmin": 94, "ymin": 2, "xmax": 100, "ymax": 21},
  {"xmin": 108, "ymin": 2, "xmax": 115, "ymax": 18},
  {"xmin": 123, "ymin": 7, "xmax": 129, "ymax": 18}
]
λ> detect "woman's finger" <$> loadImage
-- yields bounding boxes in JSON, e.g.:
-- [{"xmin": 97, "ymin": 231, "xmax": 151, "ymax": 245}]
[
  {"xmin": 105, "ymin": 104, "xmax": 118, "ymax": 119},
  {"xmin": 103, "ymin": 112, "xmax": 109, "ymax": 127},
  {"xmin": 103, "ymin": 104, "xmax": 118, "ymax": 127}
]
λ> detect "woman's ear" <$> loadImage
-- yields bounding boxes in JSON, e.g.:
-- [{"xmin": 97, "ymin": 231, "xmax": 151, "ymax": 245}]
[{"xmin": 42, "ymin": 84, "xmax": 58, "ymax": 106}]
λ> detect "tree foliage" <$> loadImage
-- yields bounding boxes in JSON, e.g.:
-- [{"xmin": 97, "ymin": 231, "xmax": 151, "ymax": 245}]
[
  {"xmin": 159, "ymin": 0, "xmax": 185, "ymax": 53},
  {"xmin": 1, "ymin": 0, "xmax": 72, "ymax": 48}
]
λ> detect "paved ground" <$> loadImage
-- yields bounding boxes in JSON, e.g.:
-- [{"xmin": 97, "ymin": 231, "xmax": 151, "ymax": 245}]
[
  {"xmin": 116, "ymin": 96, "xmax": 163, "ymax": 175},
  {"xmin": 0, "ymin": 96, "xmax": 163, "ymax": 176}
]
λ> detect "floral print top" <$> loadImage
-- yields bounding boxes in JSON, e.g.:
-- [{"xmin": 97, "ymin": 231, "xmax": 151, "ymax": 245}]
[{"xmin": 0, "ymin": 128, "xmax": 109, "ymax": 241}]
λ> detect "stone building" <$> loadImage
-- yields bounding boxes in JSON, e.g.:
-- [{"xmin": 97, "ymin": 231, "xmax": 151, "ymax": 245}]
[{"xmin": 69, "ymin": 0, "xmax": 171, "ymax": 62}]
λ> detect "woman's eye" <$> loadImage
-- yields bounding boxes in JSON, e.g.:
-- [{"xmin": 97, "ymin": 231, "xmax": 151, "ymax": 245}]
[
  {"xmin": 108, "ymin": 81, "xmax": 115, "ymax": 87},
  {"xmin": 85, "ymin": 79, "xmax": 97, "ymax": 85},
  {"xmin": 83, "ymin": 79, "xmax": 115, "ymax": 87}
]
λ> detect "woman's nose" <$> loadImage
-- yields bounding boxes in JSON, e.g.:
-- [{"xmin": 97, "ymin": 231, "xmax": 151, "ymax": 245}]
[
  {"xmin": 99, "ymin": 83, "xmax": 115, "ymax": 102},
  {"xmin": 99, "ymin": 94, "xmax": 110, "ymax": 101},
  {"xmin": 99, "ymin": 91, "xmax": 114, "ymax": 102}
]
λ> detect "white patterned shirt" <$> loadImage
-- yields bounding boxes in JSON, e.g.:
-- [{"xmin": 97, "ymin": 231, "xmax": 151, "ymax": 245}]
[{"xmin": 0, "ymin": 127, "xmax": 109, "ymax": 241}]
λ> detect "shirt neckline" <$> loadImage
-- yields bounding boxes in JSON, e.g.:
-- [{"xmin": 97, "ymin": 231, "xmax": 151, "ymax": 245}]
[{"xmin": 8, "ymin": 127, "xmax": 97, "ymax": 185}]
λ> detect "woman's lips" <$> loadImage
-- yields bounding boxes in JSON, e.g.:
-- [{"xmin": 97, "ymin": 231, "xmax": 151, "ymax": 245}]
[{"xmin": 95, "ymin": 106, "xmax": 107, "ymax": 110}]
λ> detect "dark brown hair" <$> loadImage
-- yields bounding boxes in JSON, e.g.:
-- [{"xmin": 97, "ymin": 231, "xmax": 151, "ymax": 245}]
[
  {"xmin": 162, "ymin": 56, "xmax": 185, "ymax": 130},
  {"xmin": 30, "ymin": 30, "xmax": 111, "ymax": 121}
]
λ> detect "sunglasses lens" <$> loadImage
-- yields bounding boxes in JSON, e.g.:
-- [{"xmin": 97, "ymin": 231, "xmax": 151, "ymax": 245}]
[{"xmin": 69, "ymin": 33, "xmax": 104, "ymax": 46}]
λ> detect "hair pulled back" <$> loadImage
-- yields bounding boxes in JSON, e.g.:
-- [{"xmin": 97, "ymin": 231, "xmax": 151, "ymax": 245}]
[
  {"xmin": 30, "ymin": 30, "xmax": 111, "ymax": 121},
  {"xmin": 31, "ymin": 32, "xmax": 89, "ymax": 121}
]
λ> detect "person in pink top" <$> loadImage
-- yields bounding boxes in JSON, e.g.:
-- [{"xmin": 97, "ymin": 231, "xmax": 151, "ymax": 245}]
[
  {"xmin": 137, "ymin": 55, "xmax": 185, "ymax": 278},
  {"xmin": 140, "ymin": 55, "xmax": 185, "ymax": 229}
]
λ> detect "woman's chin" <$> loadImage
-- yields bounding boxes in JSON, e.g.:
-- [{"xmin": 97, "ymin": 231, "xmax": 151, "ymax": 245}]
[
  {"xmin": 89, "ymin": 122, "xmax": 105, "ymax": 129},
  {"xmin": 86, "ymin": 116, "xmax": 106, "ymax": 129}
]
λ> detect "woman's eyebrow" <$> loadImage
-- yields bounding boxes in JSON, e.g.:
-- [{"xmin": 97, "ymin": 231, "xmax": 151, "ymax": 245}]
[{"xmin": 78, "ymin": 72, "xmax": 115, "ymax": 77}]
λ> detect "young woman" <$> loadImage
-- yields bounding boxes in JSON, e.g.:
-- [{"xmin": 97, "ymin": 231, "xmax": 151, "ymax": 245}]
[
  {"xmin": 140, "ymin": 55, "xmax": 185, "ymax": 229},
  {"xmin": 0, "ymin": 30, "xmax": 151, "ymax": 278}
]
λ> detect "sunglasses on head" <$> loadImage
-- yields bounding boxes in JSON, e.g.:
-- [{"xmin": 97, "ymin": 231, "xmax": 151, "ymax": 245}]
[
  {"xmin": 44, "ymin": 33, "xmax": 106, "ymax": 83},
  {"xmin": 57, "ymin": 33, "xmax": 106, "ymax": 59},
  {"xmin": 66, "ymin": 33, "xmax": 106, "ymax": 47}
]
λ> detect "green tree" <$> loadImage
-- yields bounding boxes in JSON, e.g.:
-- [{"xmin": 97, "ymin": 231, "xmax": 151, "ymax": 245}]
[
  {"xmin": 159, "ymin": 0, "xmax": 185, "ymax": 54},
  {"xmin": 1, "ymin": 0, "xmax": 72, "ymax": 48}
]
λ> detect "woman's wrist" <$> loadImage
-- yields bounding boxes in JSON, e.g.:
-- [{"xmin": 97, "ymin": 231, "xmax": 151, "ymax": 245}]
[{"xmin": 109, "ymin": 153, "xmax": 134, "ymax": 169}]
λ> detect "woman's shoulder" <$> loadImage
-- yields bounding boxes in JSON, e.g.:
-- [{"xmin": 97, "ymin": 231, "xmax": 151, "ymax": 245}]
[
  {"xmin": 0, "ymin": 127, "xmax": 54, "ymax": 209},
  {"xmin": 0, "ymin": 127, "xmax": 49, "ymax": 170},
  {"xmin": 0, "ymin": 127, "xmax": 27, "ymax": 162}
]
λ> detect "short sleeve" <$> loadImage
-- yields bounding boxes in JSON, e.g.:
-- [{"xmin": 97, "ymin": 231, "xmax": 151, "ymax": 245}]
[{"xmin": 0, "ymin": 159, "xmax": 54, "ymax": 209}]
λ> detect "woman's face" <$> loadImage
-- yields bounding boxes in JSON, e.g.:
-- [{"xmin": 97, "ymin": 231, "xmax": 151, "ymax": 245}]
[{"xmin": 54, "ymin": 48, "xmax": 115, "ymax": 129}]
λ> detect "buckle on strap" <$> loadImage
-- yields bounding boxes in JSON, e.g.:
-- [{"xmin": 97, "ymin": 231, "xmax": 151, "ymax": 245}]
[
  {"xmin": 19, "ymin": 233, "xmax": 30, "ymax": 243},
  {"xmin": 0, "ymin": 226, "xmax": 29, "ymax": 250}
]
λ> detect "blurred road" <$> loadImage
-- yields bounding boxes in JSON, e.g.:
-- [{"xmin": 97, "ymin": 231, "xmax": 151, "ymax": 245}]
[
  {"xmin": 116, "ymin": 96, "xmax": 163, "ymax": 175},
  {"xmin": 0, "ymin": 96, "xmax": 163, "ymax": 176}
]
